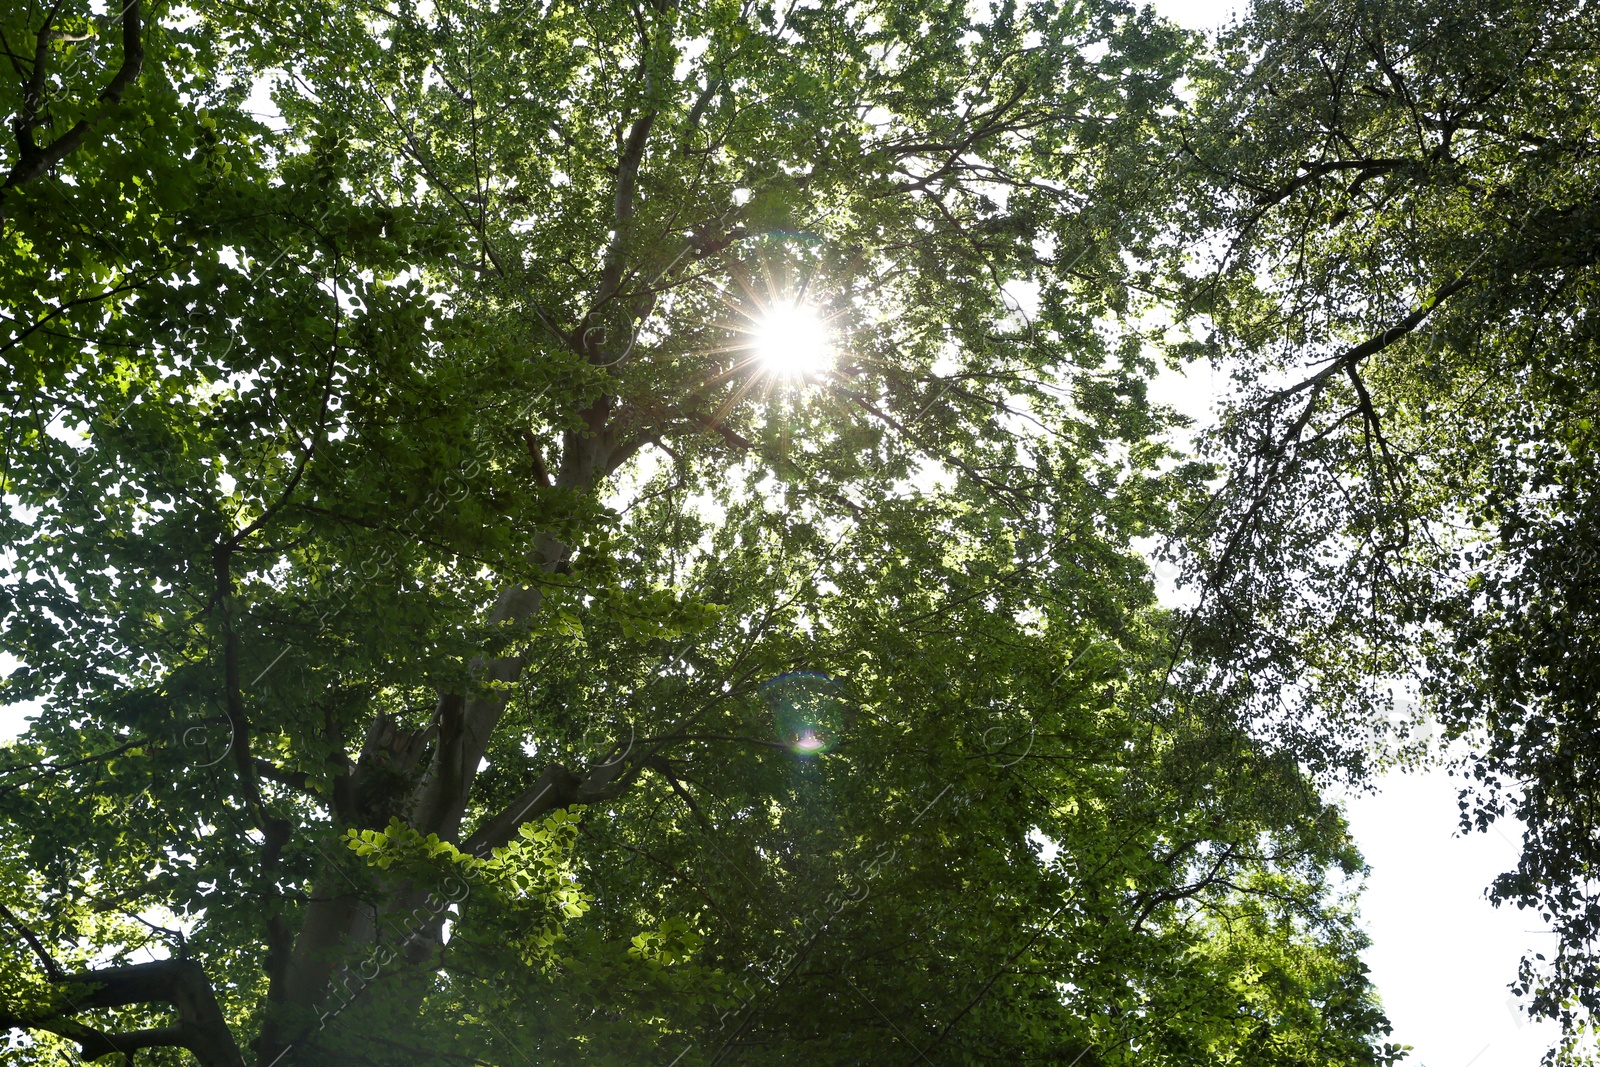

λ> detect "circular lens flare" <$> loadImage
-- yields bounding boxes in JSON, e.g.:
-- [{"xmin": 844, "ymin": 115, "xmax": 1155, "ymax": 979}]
[
  {"xmin": 792, "ymin": 730, "xmax": 827, "ymax": 753},
  {"xmin": 761, "ymin": 672, "xmax": 846, "ymax": 756},
  {"xmin": 754, "ymin": 301, "xmax": 831, "ymax": 378}
]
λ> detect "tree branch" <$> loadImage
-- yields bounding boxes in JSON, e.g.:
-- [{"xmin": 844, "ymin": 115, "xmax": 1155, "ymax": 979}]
[
  {"xmin": 1, "ymin": 0, "xmax": 144, "ymax": 217},
  {"xmin": 460, "ymin": 750, "xmax": 650, "ymax": 858},
  {"xmin": 0, "ymin": 901, "xmax": 63, "ymax": 980},
  {"xmin": 1265, "ymin": 268, "xmax": 1475, "ymax": 407},
  {"xmin": 2, "ymin": 959, "xmax": 246, "ymax": 1067}
]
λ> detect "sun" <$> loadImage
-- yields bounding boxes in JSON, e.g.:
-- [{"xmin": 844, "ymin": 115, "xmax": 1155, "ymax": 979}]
[{"xmin": 753, "ymin": 300, "xmax": 832, "ymax": 378}]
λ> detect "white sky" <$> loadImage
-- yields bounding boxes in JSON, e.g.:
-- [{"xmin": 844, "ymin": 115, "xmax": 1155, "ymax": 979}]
[
  {"xmin": 0, "ymin": 2, "xmax": 1566, "ymax": 1060},
  {"xmin": 1144, "ymin": 0, "xmax": 1245, "ymax": 31},
  {"xmin": 1343, "ymin": 772, "xmax": 1561, "ymax": 1065}
]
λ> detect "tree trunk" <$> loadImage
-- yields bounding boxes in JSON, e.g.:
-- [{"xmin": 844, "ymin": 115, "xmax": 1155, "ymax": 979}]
[{"xmin": 257, "ymin": 413, "xmax": 622, "ymax": 1064}]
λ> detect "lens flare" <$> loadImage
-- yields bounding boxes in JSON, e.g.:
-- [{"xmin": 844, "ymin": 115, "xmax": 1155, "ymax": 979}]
[
  {"xmin": 792, "ymin": 730, "xmax": 827, "ymax": 753},
  {"xmin": 754, "ymin": 301, "xmax": 831, "ymax": 378},
  {"xmin": 760, "ymin": 672, "xmax": 846, "ymax": 755}
]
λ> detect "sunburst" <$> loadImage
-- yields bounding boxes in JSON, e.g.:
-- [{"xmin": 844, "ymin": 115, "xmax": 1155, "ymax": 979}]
[
  {"xmin": 681, "ymin": 251, "xmax": 845, "ymax": 426},
  {"xmin": 752, "ymin": 299, "xmax": 832, "ymax": 379}
]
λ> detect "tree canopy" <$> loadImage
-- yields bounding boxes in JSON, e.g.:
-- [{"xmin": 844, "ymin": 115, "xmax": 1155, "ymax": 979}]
[
  {"xmin": 1171, "ymin": 0, "xmax": 1600, "ymax": 1053},
  {"xmin": 10, "ymin": 0, "xmax": 1593, "ymax": 1061}
]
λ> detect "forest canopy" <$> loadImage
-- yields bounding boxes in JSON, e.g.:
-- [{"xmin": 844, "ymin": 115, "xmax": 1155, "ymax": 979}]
[{"xmin": 0, "ymin": 0, "xmax": 1593, "ymax": 1063}]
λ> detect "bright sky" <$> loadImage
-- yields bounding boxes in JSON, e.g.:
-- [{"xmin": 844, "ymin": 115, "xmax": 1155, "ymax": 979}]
[
  {"xmin": 1145, "ymin": 0, "xmax": 1245, "ymax": 32},
  {"xmin": 1342, "ymin": 772, "xmax": 1562, "ymax": 1066},
  {"xmin": 0, "ymin": 3, "xmax": 1566, "ymax": 1061}
]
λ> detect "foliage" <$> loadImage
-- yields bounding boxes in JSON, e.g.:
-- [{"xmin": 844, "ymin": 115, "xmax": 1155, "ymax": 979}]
[
  {"xmin": 0, "ymin": 0, "xmax": 1406, "ymax": 1064},
  {"xmin": 1174, "ymin": 0, "xmax": 1600, "ymax": 1053}
]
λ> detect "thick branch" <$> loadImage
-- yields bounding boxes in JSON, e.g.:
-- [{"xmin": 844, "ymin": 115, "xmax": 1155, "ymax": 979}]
[
  {"xmin": 1249, "ymin": 157, "xmax": 1408, "ymax": 212},
  {"xmin": 1266, "ymin": 269, "xmax": 1475, "ymax": 406},
  {"xmin": 1, "ymin": 0, "xmax": 144, "ymax": 211},
  {"xmin": 460, "ymin": 763, "xmax": 582, "ymax": 856},
  {"xmin": 0, "ymin": 901, "xmax": 63, "ymax": 979},
  {"xmin": 587, "ymin": 104, "xmax": 659, "ymax": 335},
  {"xmin": 212, "ymin": 547, "xmax": 294, "ymax": 1050},
  {"xmin": 460, "ymin": 752, "xmax": 645, "ymax": 857},
  {"xmin": 3, "ymin": 959, "xmax": 246, "ymax": 1067},
  {"xmin": 254, "ymin": 756, "xmax": 315, "ymax": 796},
  {"xmin": 36, "ymin": 1019, "xmax": 188, "ymax": 1062}
]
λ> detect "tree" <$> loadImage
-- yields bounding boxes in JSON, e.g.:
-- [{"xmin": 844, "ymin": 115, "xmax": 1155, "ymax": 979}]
[
  {"xmin": 2, "ymin": 0, "xmax": 1404, "ymax": 1063},
  {"xmin": 1173, "ymin": 0, "xmax": 1600, "ymax": 1053}
]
